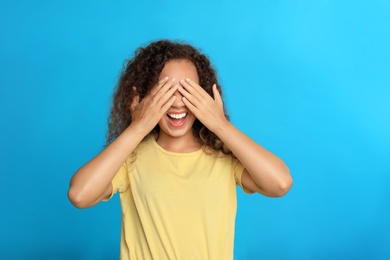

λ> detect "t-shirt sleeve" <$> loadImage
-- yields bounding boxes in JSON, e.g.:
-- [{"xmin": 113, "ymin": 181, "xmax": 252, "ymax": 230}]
[
  {"xmin": 232, "ymin": 157, "xmax": 255, "ymax": 194},
  {"xmin": 103, "ymin": 159, "xmax": 130, "ymax": 201}
]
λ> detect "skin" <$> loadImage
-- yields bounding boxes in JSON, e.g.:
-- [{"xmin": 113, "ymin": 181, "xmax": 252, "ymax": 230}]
[
  {"xmin": 156, "ymin": 60, "xmax": 200, "ymax": 153},
  {"xmin": 68, "ymin": 59, "xmax": 292, "ymax": 209},
  {"xmin": 178, "ymin": 76, "xmax": 292, "ymax": 197}
]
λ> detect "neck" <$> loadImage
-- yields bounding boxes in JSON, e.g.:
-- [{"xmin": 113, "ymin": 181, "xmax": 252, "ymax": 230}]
[{"xmin": 156, "ymin": 132, "xmax": 201, "ymax": 153}]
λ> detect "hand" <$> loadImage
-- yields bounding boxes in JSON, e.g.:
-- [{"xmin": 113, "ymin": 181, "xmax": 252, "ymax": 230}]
[
  {"xmin": 178, "ymin": 78, "xmax": 228, "ymax": 133},
  {"xmin": 130, "ymin": 77, "xmax": 178, "ymax": 133}
]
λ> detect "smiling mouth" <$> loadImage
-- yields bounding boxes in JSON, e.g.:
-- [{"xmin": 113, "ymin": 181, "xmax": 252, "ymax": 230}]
[
  {"xmin": 167, "ymin": 113, "xmax": 187, "ymax": 119},
  {"xmin": 167, "ymin": 113, "xmax": 187, "ymax": 127}
]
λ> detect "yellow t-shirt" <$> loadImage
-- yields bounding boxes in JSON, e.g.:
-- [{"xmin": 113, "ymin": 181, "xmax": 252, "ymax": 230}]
[{"xmin": 108, "ymin": 136, "xmax": 251, "ymax": 260}]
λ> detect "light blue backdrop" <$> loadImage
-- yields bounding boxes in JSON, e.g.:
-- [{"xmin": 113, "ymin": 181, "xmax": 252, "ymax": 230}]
[{"xmin": 1, "ymin": 0, "xmax": 389, "ymax": 259}]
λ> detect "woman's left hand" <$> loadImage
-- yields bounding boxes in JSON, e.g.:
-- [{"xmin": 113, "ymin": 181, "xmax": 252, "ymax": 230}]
[
  {"xmin": 180, "ymin": 79, "xmax": 292, "ymax": 197},
  {"xmin": 178, "ymin": 78, "xmax": 228, "ymax": 133}
]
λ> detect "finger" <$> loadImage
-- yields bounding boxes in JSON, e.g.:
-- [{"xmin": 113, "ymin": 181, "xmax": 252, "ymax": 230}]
[
  {"xmin": 150, "ymin": 76, "xmax": 169, "ymax": 97},
  {"xmin": 177, "ymin": 85, "xmax": 198, "ymax": 106},
  {"xmin": 179, "ymin": 79, "xmax": 204, "ymax": 101},
  {"xmin": 160, "ymin": 95, "xmax": 177, "ymax": 113},
  {"xmin": 184, "ymin": 78, "xmax": 208, "ymax": 98},
  {"xmin": 130, "ymin": 86, "xmax": 139, "ymax": 110},
  {"xmin": 182, "ymin": 96, "xmax": 198, "ymax": 115},
  {"xmin": 130, "ymin": 95, "xmax": 140, "ymax": 111},
  {"xmin": 155, "ymin": 84, "xmax": 178, "ymax": 107},
  {"xmin": 212, "ymin": 84, "xmax": 223, "ymax": 105},
  {"xmin": 152, "ymin": 77, "xmax": 175, "ymax": 101}
]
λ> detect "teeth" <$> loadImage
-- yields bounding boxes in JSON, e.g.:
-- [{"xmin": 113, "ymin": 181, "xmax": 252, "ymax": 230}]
[{"xmin": 168, "ymin": 113, "xmax": 187, "ymax": 119}]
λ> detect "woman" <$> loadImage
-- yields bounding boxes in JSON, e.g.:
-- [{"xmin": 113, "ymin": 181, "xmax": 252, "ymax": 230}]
[{"xmin": 68, "ymin": 40, "xmax": 292, "ymax": 259}]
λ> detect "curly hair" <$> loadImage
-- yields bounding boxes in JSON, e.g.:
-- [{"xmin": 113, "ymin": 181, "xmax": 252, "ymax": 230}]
[{"xmin": 107, "ymin": 40, "xmax": 232, "ymax": 155}]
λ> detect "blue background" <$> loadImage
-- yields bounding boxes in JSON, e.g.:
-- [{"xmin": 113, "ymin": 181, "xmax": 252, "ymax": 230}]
[{"xmin": 1, "ymin": 0, "xmax": 389, "ymax": 259}]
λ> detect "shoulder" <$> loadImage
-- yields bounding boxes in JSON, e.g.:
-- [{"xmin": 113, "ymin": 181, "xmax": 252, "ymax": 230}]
[
  {"xmin": 201, "ymin": 148, "xmax": 239, "ymax": 168},
  {"xmin": 136, "ymin": 135, "xmax": 156, "ymax": 152}
]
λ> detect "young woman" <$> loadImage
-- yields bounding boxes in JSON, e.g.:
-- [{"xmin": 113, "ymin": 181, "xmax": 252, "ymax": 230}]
[{"xmin": 68, "ymin": 40, "xmax": 292, "ymax": 259}]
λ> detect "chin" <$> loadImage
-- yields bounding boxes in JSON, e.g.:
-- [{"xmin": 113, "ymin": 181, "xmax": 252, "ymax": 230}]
[
  {"xmin": 162, "ymin": 127, "xmax": 193, "ymax": 138},
  {"xmin": 158, "ymin": 124, "xmax": 195, "ymax": 140}
]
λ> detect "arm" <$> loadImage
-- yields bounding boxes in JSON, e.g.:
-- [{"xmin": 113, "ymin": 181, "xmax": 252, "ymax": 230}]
[
  {"xmin": 214, "ymin": 122, "xmax": 292, "ymax": 197},
  {"xmin": 178, "ymin": 79, "xmax": 292, "ymax": 197},
  {"xmin": 68, "ymin": 124, "xmax": 146, "ymax": 208},
  {"xmin": 68, "ymin": 77, "xmax": 178, "ymax": 208}
]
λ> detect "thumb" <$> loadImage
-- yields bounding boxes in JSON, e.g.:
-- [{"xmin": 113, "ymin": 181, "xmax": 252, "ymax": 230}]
[
  {"xmin": 130, "ymin": 86, "xmax": 139, "ymax": 111},
  {"xmin": 212, "ymin": 84, "xmax": 222, "ymax": 104},
  {"xmin": 130, "ymin": 95, "xmax": 140, "ymax": 111}
]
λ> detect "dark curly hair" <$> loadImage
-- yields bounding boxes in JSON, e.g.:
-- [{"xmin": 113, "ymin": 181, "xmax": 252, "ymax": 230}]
[{"xmin": 107, "ymin": 40, "xmax": 232, "ymax": 155}]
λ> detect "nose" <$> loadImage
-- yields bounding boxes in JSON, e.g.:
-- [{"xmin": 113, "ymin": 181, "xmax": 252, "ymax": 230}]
[{"xmin": 172, "ymin": 90, "xmax": 184, "ymax": 107}]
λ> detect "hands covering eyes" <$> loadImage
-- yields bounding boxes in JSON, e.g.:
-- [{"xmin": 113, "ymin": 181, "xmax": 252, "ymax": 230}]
[{"xmin": 130, "ymin": 77, "xmax": 227, "ymax": 134}]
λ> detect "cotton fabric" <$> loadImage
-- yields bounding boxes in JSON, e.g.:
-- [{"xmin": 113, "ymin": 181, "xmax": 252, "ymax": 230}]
[{"xmin": 107, "ymin": 136, "xmax": 251, "ymax": 260}]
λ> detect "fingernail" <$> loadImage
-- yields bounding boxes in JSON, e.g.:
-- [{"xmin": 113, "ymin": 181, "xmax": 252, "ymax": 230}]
[
  {"xmin": 180, "ymin": 79, "xmax": 185, "ymax": 83},
  {"xmin": 171, "ymin": 77, "xmax": 176, "ymax": 82},
  {"xmin": 185, "ymin": 78, "xmax": 191, "ymax": 82}
]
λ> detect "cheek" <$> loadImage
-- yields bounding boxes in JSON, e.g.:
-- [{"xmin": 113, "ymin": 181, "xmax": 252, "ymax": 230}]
[{"xmin": 189, "ymin": 114, "xmax": 197, "ymax": 125}]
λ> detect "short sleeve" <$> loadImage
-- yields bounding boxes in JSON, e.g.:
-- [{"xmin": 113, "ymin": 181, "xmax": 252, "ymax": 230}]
[
  {"xmin": 233, "ymin": 157, "xmax": 255, "ymax": 194},
  {"xmin": 103, "ymin": 159, "xmax": 130, "ymax": 201}
]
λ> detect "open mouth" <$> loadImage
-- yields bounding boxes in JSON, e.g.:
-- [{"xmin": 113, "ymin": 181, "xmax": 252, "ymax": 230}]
[
  {"xmin": 167, "ymin": 113, "xmax": 187, "ymax": 119},
  {"xmin": 167, "ymin": 112, "xmax": 187, "ymax": 127}
]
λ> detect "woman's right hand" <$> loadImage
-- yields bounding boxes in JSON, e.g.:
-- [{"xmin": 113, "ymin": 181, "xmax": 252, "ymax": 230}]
[
  {"xmin": 130, "ymin": 77, "xmax": 177, "ymax": 133},
  {"xmin": 68, "ymin": 79, "xmax": 178, "ymax": 209}
]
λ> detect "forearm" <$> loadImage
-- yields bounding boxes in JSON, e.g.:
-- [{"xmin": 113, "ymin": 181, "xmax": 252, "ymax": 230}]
[
  {"xmin": 68, "ymin": 123, "xmax": 146, "ymax": 208},
  {"xmin": 214, "ymin": 120, "xmax": 292, "ymax": 195}
]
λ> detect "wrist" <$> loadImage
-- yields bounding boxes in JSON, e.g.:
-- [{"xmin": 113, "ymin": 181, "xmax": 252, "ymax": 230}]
[
  {"xmin": 125, "ymin": 121, "xmax": 149, "ymax": 140},
  {"xmin": 212, "ymin": 119, "xmax": 231, "ymax": 137}
]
